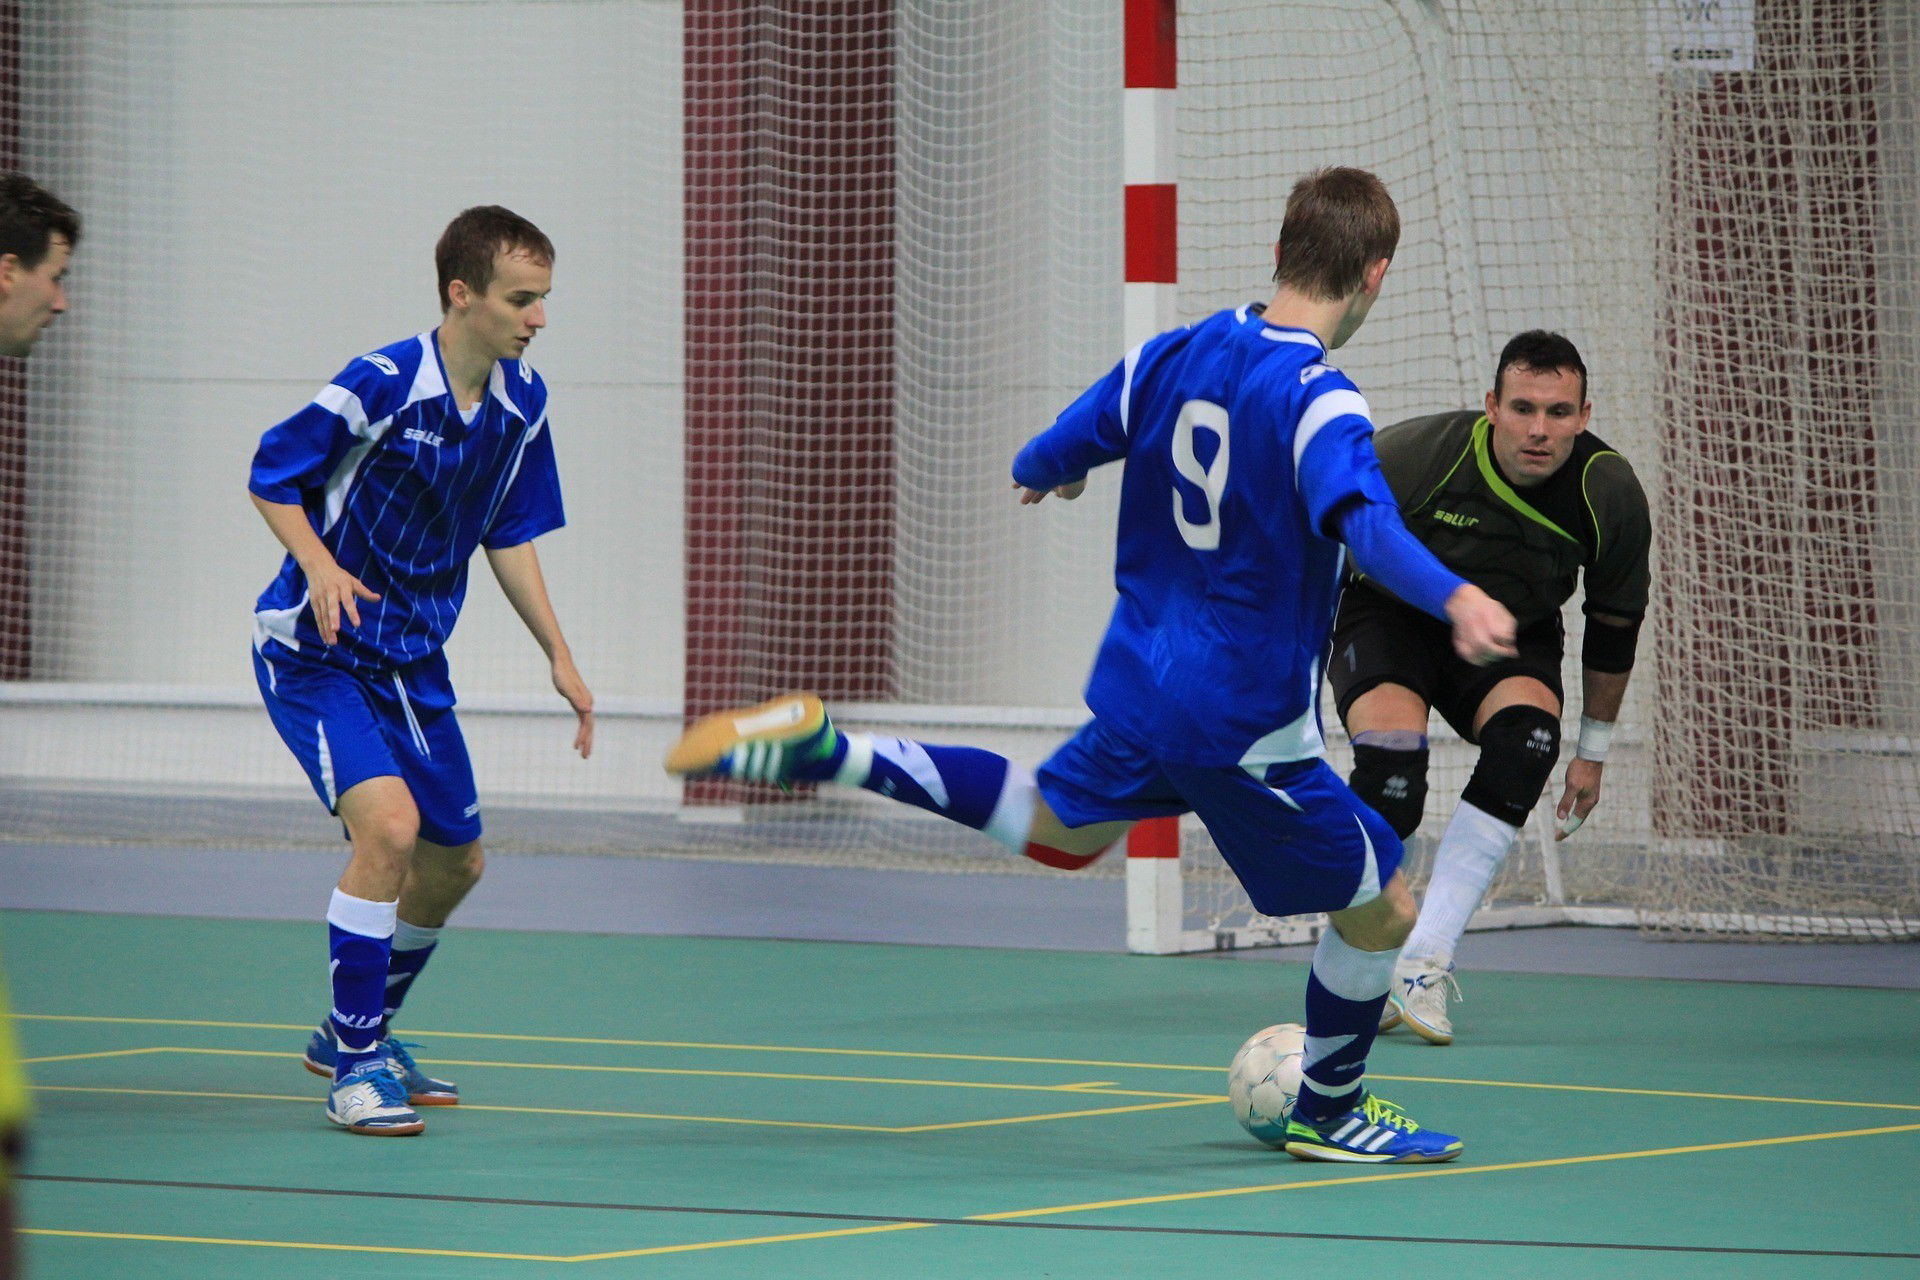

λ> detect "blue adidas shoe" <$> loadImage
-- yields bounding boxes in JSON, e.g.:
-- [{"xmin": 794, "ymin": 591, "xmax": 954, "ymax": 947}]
[
  {"xmin": 326, "ymin": 1057, "xmax": 425, "ymax": 1136},
  {"xmin": 304, "ymin": 1023, "xmax": 459, "ymax": 1105},
  {"xmin": 663, "ymin": 694, "xmax": 839, "ymax": 785},
  {"xmin": 1283, "ymin": 1092, "xmax": 1463, "ymax": 1164}
]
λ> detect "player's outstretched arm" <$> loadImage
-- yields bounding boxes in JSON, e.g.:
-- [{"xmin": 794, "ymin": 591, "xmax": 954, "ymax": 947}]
[
  {"xmin": 485, "ymin": 541, "xmax": 594, "ymax": 759},
  {"xmin": 248, "ymin": 493, "xmax": 379, "ymax": 646}
]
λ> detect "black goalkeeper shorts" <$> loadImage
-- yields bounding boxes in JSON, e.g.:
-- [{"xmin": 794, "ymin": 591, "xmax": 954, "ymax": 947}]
[{"xmin": 1326, "ymin": 582, "xmax": 1564, "ymax": 744}]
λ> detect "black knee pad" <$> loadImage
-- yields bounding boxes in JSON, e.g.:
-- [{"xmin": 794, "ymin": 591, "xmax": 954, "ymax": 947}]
[
  {"xmin": 1348, "ymin": 731, "xmax": 1429, "ymax": 839},
  {"xmin": 1462, "ymin": 705, "xmax": 1561, "ymax": 826}
]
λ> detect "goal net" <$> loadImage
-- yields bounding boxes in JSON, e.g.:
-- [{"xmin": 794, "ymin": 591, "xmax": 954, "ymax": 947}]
[
  {"xmin": 1154, "ymin": 0, "xmax": 1920, "ymax": 946},
  {"xmin": 2, "ymin": 1, "xmax": 1915, "ymax": 945}
]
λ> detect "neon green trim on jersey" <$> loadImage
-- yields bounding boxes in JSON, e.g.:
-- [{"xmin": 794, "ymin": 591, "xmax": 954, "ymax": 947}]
[
  {"xmin": 1409, "ymin": 422, "xmax": 1478, "ymax": 517},
  {"xmin": 1472, "ymin": 417, "xmax": 1578, "ymax": 544},
  {"xmin": 1581, "ymin": 449, "xmax": 1623, "ymax": 556}
]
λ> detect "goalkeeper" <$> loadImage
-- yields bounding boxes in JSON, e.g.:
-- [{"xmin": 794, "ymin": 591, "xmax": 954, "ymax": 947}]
[{"xmin": 1330, "ymin": 331, "xmax": 1650, "ymax": 1046}]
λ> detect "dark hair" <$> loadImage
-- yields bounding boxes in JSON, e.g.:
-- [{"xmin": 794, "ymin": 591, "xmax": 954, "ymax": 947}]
[
  {"xmin": 0, "ymin": 173, "xmax": 80, "ymax": 268},
  {"xmin": 1494, "ymin": 330, "xmax": 1588, "ymax": 403},
  {"xmin": 435, "ymin": 205, "xmax": 554, "ymax": 310},
  {"xmin": 1270, "ymin": 167, "xmax": 1399, "ymax": 301}
]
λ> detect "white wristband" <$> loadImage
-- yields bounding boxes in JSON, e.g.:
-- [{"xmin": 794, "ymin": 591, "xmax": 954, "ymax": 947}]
[{"xmin": 1576, "ymin": 716, "xmax": 1613, "ymax": 763}]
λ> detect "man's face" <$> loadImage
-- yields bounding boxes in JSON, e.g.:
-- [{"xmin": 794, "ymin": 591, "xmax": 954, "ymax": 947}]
[
  {"xmin": 0, "ymin": 234, "xmax": 72, "ymax": 358},
  {"xmin": 452, "ymin": 249, "xmax": 550, "ymax": 361},
  {"xmin": 1485, "ymin": 363, "xmax": 1589, "ymax": 487}
]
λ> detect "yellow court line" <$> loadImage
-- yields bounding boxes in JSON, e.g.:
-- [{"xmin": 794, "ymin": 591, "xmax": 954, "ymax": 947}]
[
  {"xmin": 21, "ymin": 1227, "xmax": 565, "ymax": 1262},
  {"xmin": 896, "ymin": 1098, "xmax": 1220, "ymax": 1133},
  {"xmin": 30, "ymin": 1084, "xmax": 1207, "ymax": 1135},
  {"xmin": 20, "ymin": 1013, "xmax": 1918, "ymax": 1113},
  {"xmin": 562, "ymin": 1223, "xmax": 933, "ymax": 1262},
  {"xmin": 21, "ymin": 1047, "xmax": 169, "ymax": 1066},
  {"xmin": 1367, "ymin": 1072, "xmax": 1920, "ymax": 1114},
  {"xmin": 32, "ymin": 1120, "xmax": 1912, "ymax": 1264},
  {"xmin": 966, "ymin": 1121, "xmax": 1920, "ymax": 1219},
  {"xmin": 15, "ymin": 1014, "xmax": 1217, "ymax": 1071},
  {"xmin": 144, "ymin": 1048, "xmax": 1139, "ymax": 1096},
  {"xmin": 32, "ymin": 1045, "xmax": 1218, "ymax": 1103}
]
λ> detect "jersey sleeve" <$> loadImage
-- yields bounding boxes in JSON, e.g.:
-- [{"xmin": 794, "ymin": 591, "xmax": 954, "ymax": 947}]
[
  {"xmin": 1291, "ymin": 380, "xmax": 1390, "ymax": 535},
  {"xmin": 247, "ymin": 355, "xmax": 406, "ymax": 504},
  {"xmin": 1580, "ymin": 451, "xmax": 1651, "ymax": 619},
  {"xmin": 1011, "ymin": 349, "xmax": 1135, "ymax": 490},
  {"xmin": 482, "ymin": 419, "xmax": 566, "ymax": 549}
]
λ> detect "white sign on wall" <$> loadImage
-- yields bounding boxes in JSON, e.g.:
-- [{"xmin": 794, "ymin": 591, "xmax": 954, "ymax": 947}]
[{"xmin": 1647, "ymin": 0, "xmax": 1756, "ymax": 72}]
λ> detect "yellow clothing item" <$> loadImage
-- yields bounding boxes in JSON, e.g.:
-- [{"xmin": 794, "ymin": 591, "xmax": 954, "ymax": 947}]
[{"xmin": 0, "ymin": 962, "xmax": 29, "ymax": 1137}]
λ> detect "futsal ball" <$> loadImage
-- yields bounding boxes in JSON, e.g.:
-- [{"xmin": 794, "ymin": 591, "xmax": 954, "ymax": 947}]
[{"xmin": 1227, "ymin": 1022, "xmax": 1306, "ymax": 1148}]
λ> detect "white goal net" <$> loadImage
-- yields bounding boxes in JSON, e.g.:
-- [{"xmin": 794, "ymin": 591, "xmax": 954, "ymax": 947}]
[{"xmin": 2, "ymin": 1, "xmax": 1915, "ymax": 944}]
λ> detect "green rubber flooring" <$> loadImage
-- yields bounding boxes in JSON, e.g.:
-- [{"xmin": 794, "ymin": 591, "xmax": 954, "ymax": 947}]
[{"xmin": 6, "ymin": 911, "xmax": 1917, "ymax": 1278}]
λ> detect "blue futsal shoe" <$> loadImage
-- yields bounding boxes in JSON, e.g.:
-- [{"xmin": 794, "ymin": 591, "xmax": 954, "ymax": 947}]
[
  {"xmin": 663, "ymin": 693, "xmax": 839, "ymax": 785},
  {"xmin": 326, "ymin": 1057, "xmax": 425, "ymax": 1136},
  {"xmin": 304, "ymin": 1023, "xmax": 459, "ymax": 1105},
  {"xmin": 1282, "ymin": 1092, "xmax": 1464, "ymax": 1164}
]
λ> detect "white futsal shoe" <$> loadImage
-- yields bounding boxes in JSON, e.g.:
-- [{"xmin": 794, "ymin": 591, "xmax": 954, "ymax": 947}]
[{"xmin": 1385, "ymin": 956, "xmax": 1461, "ymax": 1046}]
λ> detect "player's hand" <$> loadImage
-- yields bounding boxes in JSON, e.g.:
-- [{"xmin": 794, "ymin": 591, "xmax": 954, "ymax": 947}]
[
  {"xmin": 1012, "ymin": 477, "xmax": 1087, "ymax": 505},
  {"xmin": 303, "ymin": 557, "xmax": 380, "ymax": 646},
  {"xmin": 552, "ymin": 652, "xmax": 594, "ymax": 759},
  {"xmin": 1554, "ymin": 757, "xmax": 1603, "ymax": 840},
  {"xmin": 553, "ymin": 657, "xmax": 594, "ymax": 759},
  {"xmin": 1443, "ymin": 584, "xmax": 1517, "ymax": 666}
]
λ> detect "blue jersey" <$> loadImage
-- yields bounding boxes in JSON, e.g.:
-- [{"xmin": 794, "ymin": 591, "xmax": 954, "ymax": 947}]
[
  {"xmin": 1014, "ymin": 306, "xmax": 1408, "ymax": 766},
  {"xmin": 249, "ymin": 330, "xmax": 564, "ymax": 704}
]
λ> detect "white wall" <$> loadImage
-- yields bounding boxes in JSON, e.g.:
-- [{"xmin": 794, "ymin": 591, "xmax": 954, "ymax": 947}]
[{"xmin": 25, "ymin": 0, "xmax": 686, "ymax": 704}]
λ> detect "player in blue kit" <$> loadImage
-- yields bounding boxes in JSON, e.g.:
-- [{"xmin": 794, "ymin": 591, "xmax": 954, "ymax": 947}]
[
  {"xmin": 249, "ymin": 206, "xmax": 593, "ymax": 1136},
  {"xmin": 667, "ymin": 169, "xmax": 1515, "ymax": 1163}
]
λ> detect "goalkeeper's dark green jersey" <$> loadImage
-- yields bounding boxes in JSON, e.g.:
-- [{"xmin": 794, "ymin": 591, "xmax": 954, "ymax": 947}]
[{"xmin": 1367, "ymin": 410, "xmax": 1650, "ymax": 629}]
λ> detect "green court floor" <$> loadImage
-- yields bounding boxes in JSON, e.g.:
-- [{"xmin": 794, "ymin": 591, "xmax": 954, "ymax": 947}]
[{"xmin": 6, "ymin": 910, "xmax": 1918, "ymax": 1278}]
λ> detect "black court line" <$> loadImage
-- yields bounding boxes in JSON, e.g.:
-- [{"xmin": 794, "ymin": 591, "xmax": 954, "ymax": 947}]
[{"xmin": 22, "ymin": 1174, "xmax": 1919, "ymax": 1262}]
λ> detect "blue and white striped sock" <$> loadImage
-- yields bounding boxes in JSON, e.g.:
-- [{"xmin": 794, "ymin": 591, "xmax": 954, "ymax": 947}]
[
  {"xmin": 831, "ymin": 733, "xmax": 1035, "ymax": 851},
  {"xmin": 326, "ymin": 889, "xmax": 396, "ymax": 1078},
  {"xmin": 381, "ymin": 918, "xmax": 442, "ymax": 1037},
  {"xmin": 1293, "ymin": 929, "xmax": 1399, "ymax": 1124}
]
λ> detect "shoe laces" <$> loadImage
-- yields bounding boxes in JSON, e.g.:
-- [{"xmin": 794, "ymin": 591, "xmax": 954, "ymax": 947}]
[
  {"xmin": 344, "ymin": 1058, "xmax": 410, "ymax": 1106},
  {"xmin": 383, "ymin": 1038, "xmax": 423, "ymax": 1077},
  {"xmin": 1359, "ymin": 1093, "xmax": 1420, "ymax": 1134},
  {"xmin": 1407, "ymin": 963, "xmax": 1462, "ymax": 1004}
]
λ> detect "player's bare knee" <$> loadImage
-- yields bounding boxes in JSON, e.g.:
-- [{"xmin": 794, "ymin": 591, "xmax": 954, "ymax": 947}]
[
  {"xmin": 454, "ymin": 841, "xmax": 485, "ymax": 888},
  {"xmin": 348, "ymin": 807, "xmax": 419, "ymax": 865},
  {"xmin": 413, "ymin": 839, "xmax": 483, "ymax": 889},
  {"xmin": 1348, "ymin": 730, "xmax": 1428, "ymax": 839},
  {"xmin": 1464, "ymin": 705, "xmax": 1560, "ymax": 826},
  {"xmin": 1330, "ymin": 876, "xmax": 1416, "ymax": 950}
]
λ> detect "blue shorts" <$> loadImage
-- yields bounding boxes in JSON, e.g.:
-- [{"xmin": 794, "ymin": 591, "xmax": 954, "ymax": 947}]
[
  {"xmin": 252, "ymin": 641, "xmax": 482, "ymax": 847},
  {"xmin": 1036, "ymin": 717, "xmax": 1402, "ymax": 918}
]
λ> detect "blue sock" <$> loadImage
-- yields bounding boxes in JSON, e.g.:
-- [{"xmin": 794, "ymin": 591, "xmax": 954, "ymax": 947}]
[
  {"xmin": 382, "ymin": 919, "xmax": 442, "ymax": 1037},
  {"xmin": 825, "ymin": 733, "xmax": 1035, "ymax": 849},
  {"xmin": 326, "ymin": 889, "xmax": 396, "ymax": 1077},
  {"xmin": 1294, "ymin": 930, "xmax": 1399, "ymax": 1125}
]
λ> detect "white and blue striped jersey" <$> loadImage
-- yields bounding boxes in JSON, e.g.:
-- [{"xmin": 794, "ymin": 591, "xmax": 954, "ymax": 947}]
[
  {"xmin": 249, "ymin": 330, "xmax": 564, "ymax": 702},
  {"xmin": 1013, "ymin": 305, "xmax": 1427, "ymax": 767}
]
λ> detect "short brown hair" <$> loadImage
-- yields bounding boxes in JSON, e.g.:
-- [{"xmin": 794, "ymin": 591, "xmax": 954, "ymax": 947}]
[
  {"xmin": 435, "ymin": 205, "xmax": 554, "ymax": 310},
  {"xmin": 1270, "ymin": 167, "xmax": 1398, "ymax": 301},
  {"xmin": 0, "ymin": 172, "xmax": 80, "ymax": 268},
  {"xmin": 1496, "ymin": 329, "xmax": 1588, "ymax": 403}
]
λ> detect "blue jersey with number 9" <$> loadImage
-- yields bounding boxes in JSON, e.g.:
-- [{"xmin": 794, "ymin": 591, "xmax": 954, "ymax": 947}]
[{"xmin": 1012, "ymin": 305, "xmax": 1398, "ymax": 767}]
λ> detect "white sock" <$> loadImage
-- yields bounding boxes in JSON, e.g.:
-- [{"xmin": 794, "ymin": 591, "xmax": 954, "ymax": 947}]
[
  {"xmin": 392, "ymin": 919, "xmax": 442, "ymax": 952},
  {"xmin": 1404, "ymin": 800, "xmax": 1518, "ymax": 964}
]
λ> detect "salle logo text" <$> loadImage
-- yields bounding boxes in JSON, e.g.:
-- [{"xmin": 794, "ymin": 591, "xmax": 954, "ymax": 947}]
[
  {"xmin": 404, "ymin": 427, "xmax": 445, "ymax": 448},
  {"xmin": 1433, "ymin": 509, "xmax": 1478, "ymax": 528}
]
